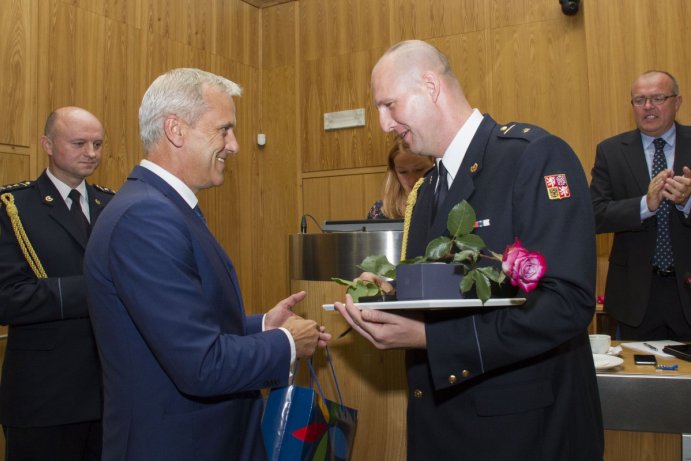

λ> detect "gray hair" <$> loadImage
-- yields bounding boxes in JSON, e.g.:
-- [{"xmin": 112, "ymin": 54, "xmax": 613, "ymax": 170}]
[
  {"xmin": 638, "ymin": 70, "xmax": 679, "ymax": 96},
  {"xmin": 139, "ymin": 68, "xmax": 242, "ymax": 151}
]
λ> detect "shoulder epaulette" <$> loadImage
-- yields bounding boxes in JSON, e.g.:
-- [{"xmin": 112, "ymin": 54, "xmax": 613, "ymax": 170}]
[
  {"xmin": 497, "ymin": 123, "xmax": 548, "ymax": 141},
  {"xmin": 0, "ymin": 181, "xmax": 33, "ymax": 193},
  {"xmin": 93, "ymin": 184, "xmax": 116, "ymax": 194}
]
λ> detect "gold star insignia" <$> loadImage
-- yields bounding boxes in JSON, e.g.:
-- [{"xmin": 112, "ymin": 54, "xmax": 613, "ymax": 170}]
[{"xmin": 470, "ymin": 163, "xmax": 478, "ymax": 173}]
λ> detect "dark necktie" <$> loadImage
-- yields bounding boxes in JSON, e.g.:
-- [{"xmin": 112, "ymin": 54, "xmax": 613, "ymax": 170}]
[
  {"xmin": 193, "ymin": 205, "xmax": 207, "ymax": 226},
  {"xmin": 68, "ymin": 189, "xmax": 90, "ymax": 238},
  {"xmin": 433, "ymin": 161, "xmax": 448, "ymax": 221},
  {"xmin": 651, "ymin": 138, "xmax": 673, "ymax": 271}
]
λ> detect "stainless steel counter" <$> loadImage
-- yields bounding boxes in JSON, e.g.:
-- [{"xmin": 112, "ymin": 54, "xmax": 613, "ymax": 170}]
[{"xmin": 289, "ymin": 231, "xmax": 402, "ymax": 281}]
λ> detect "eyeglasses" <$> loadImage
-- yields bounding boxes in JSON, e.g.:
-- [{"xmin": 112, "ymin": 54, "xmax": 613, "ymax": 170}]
[{"xmin": 630, "ymin": 94, "xmax": 677, "ymax": 106}]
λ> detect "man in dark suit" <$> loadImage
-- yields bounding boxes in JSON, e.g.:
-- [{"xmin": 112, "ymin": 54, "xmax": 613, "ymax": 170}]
[
  {"xmin": 0, "ymin": 107, "xmax": 113, "ymax": 460},
  {"xmin": 334, "ymin": 40, "xmax": 603, "ymax": 461},
  {"xmin": 590, "ymin": 70, "xmax": 691, "ymax": 340},
  {"xmin": 84, "ymin": 68, "xmax": 330, "ymax": 461}
]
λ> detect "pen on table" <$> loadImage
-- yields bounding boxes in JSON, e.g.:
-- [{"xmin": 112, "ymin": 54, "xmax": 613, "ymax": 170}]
[
  {"xmin": 643, "ymin": 342, "xmax": 658, "ymax": 351},
  {"xmin": 656, "ymin": 364, "xmax": 678, "ymax": 371}
]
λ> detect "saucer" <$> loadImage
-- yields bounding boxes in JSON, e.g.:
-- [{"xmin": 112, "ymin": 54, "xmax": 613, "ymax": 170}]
[{"xmin": 593, "ymin": 354, "xmax": 624, "ymax": 371}]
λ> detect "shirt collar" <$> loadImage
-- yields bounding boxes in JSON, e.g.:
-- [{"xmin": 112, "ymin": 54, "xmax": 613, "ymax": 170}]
[
  {"xmin": 439, "ymin": 108, "xmax": 483, "ymax": 184},
  {"xmin": 641, "ymin": 125, "xmax": 676, "ymax": 151},
  {"xmin": 45, "ymin": 168, "xmax": 87, "ymax": 204},
  {"xmin": 139, "ymin": 159, "xmax": 198, "ymax": 209}
]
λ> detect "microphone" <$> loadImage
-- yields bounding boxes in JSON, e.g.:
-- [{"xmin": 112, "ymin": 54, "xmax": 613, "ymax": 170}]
[{"xmin": 299, "ymin": 214, "xmax": 324, "ymax": 233}]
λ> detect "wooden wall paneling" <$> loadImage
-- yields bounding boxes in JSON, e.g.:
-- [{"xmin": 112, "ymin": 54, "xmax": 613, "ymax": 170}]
[
  {"xmin": 252, "ymin": 65, "xmax": 299, "ymax": 309},
  {"xmin": 301, "ymin": 176, "xmax": 330, "ymax": 226},
  {"xmin": 0, "ymin": 0, "xmax": 36, "ymax": 148},
  {"xmin": 64, "ymin": 0, "xmax": 141, "ymax": 26},
  {"xmin": 262, "ymin": 1, "xmax": 296, "ymax": 69},
  {"xmin": 302, "ymin": 171, "xmax": 385, "ymax": 224},
  {"xmin": 391, "ymin": 0, "xmax": 487, "ymax": 42},
  {"xmin": 583, "ymin": 0, "xmax": 691, "ymax": 151},
  {"xmin": 299, "ymin": 0, "xmax": 390, "ymax": 62},
  {"xmin": 489, "ymin": 0, "xmax": 564, "ymax": 29},
  {"xmin": 95, "ymin": 18, "xmax": 146, "ymax": 191},
  {"xmin": 291, "ymin": 280, "xmax": 408, "ymax": 461},
  {"xmin": 37, "ymin": 1, "xmax": 107, "ymax": 173},
  {"xmin": 489, "ymin": 16, "xmax": 592, "ymax": 170},
  {"xmin": 0, "ymin": 150, "xmax": 32, "ymax": 185},
  {"xmin": 424, "ymin": 31, "xmax": 492, "ymax": 121},
  {"xmin": 300, "ymin": 50, "xmax": 387, "ymax": 172}
]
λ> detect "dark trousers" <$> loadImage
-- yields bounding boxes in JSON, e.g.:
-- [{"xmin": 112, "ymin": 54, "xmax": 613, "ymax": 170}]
[
  {"xmin": 3, "ymin": 420, "xmax": 101, "ymax": 461},
  {"xmin": 619, "ymin": 274, "xmax": 691, "ymax": 341}
]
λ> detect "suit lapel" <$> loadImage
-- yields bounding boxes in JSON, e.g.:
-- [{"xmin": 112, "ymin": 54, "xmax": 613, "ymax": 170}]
[
  {"xmin": 37, "ymin": 173, "xmax": 88, "ymax": 248},
  {"xmin": 131, "ymin": 167, "xmax": 245, "ymax": 323},
  {"xmin": 619, "ymin": 130, "xmax": 650, "ymax": 195},
  {"xmin": 673, "ymin": 123, "xmax": 691, "ymax": 174}
]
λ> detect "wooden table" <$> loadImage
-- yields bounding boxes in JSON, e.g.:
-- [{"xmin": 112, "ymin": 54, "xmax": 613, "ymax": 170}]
[{"xmin": 597, "ymin": 342, "xmax": 691, "ymax": 460}]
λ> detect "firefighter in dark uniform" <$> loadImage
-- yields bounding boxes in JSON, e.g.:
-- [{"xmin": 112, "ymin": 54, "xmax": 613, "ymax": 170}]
[{"xmin": 0, "ymin": 107, "xmax": 115, "ymax": 461}]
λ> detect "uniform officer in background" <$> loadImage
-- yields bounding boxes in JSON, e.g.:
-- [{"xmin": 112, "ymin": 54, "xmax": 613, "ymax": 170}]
[{"xmin": 0, "ymin": 106, "xmax": 113, "ymax": 460}]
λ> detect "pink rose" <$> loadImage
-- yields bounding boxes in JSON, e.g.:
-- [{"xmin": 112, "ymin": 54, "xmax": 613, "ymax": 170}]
[{"xmin": 501, "ymin": 239, "xmax": 546, "ymax": 292}]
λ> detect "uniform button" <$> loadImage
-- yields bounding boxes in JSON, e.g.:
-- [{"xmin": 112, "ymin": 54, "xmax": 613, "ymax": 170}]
[
  {"xmin": 413, "ymin": 389, "xmax": 423, "ymax": 399},
  {"xmin": 461, "ymin": 369, "xmax": 471, "ymax": 378},
  {"xmin": 448, "ymin": 375, "xmax": 457, "ymax": 384}
]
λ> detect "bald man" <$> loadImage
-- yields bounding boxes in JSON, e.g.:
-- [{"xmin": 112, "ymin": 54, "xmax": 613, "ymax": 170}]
[
  {"xmin": 335, "ymin": 40, "xmax": 603, "ymax": 460},
  {"xmin": 0, "ymin": 107, "xmax": 114, "ymax": 460},
  {"xmin": 591, "ymin": 70, "xmax": 691, "ymax": 340}
]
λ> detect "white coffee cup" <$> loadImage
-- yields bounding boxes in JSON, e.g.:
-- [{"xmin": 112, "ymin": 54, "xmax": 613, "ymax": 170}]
[{"xmin": 589, "ymin": 334, "xmax": 611, "ymax": 354}]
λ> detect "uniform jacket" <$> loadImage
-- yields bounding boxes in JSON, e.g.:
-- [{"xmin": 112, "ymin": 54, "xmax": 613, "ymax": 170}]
[
  {"xmin": 590, "ymin": 123, "xmax": 691, "ymax": 326},
  {"xmin": 0, "ymin": 171, "xmax": 113, "ymax": 427},
  {"xmin": 403, "ymin": 115, "xmax": 604, "ymax": 461},
  {"xmin": 84, "ymin": 166, "xmax": 291, "ymax": 461}
]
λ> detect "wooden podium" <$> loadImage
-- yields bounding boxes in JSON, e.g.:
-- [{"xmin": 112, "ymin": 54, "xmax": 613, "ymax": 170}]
[{"xmin": 289, "ymin": 231, "xmax": 408, "ymax": 460}]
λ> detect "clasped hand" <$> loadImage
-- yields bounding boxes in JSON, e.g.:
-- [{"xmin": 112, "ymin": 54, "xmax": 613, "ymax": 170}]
[
  {"xmin": 647, "ymin": 166, "xmax": 691, "ymax": 209},
  {"xmin": 265, "ymin": 291, "xmax": 331, "ymax": 358}
]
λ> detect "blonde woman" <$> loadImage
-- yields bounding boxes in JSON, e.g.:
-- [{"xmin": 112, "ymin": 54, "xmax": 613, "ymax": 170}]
[{"xmin": 367, "ymin": 140, "xmax": 435, "ymax": 219}]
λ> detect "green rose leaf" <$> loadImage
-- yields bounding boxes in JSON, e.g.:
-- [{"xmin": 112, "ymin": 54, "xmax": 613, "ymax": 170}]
[
  {"xmin": 452, "ymin": 249, "xmax": 478, "ymax": 265},
  {"xmin": 346, "ymin": 281, "xmax": 381, "ymax": 302},
  {"xmin": 455, "ymin": 234, "xmax": 485, "ymax": 252},
  {"xmin": 476, "ymin": 266, "xmax": 506, "ymax": 284},
  {"xmin": 425, "ymin": 236, "xmax": 453, "ymax": 260},
  {"xmin": 358, "ymin": 255, "xmax": 396, "ymax": 278},
  {"xmin": 447, "ymin": 200, "xmax": 476, "ymax": 238}
]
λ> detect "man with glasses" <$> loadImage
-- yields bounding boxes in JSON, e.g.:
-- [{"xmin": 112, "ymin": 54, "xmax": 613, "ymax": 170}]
[{"xmin": 590, "ymin": 70, "xmax": 691, "ymax": 340}]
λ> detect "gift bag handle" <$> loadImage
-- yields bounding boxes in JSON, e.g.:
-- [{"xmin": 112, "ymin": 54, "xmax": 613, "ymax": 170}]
[
  {"xmin": 291, "ymin": 347, "xmax": 346, "ymax": 409},
  {"xmin": 307, "ymin": 347, "xmax": 346, "ymax": 410}
]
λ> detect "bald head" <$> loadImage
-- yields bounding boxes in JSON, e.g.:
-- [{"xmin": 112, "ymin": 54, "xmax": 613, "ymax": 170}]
[
  {"xmin": 371, "ymin": 40, "xmax": 471, "ymax": 157},
  {"xmin": 41, "ymin": 106, "xmax": 104, "ymax": 188},
  {"xmin": 373, "ymin": 40, "xmax": 457, "ymax": 85}
]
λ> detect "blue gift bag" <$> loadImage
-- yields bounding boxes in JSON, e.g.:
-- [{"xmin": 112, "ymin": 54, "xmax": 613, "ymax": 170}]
[{"xmin": 261, "ymin": 348, "xmax": 358, "ymax": 461}]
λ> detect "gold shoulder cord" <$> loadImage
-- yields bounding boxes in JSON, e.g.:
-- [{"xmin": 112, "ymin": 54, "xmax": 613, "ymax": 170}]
[
  {"xmin": 0, "ymin": 192, "xmax": 47, "ymax": 278},
  {"xmin": 400, "ymin": 177, "xmax": 424, "ymax": 261}
]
